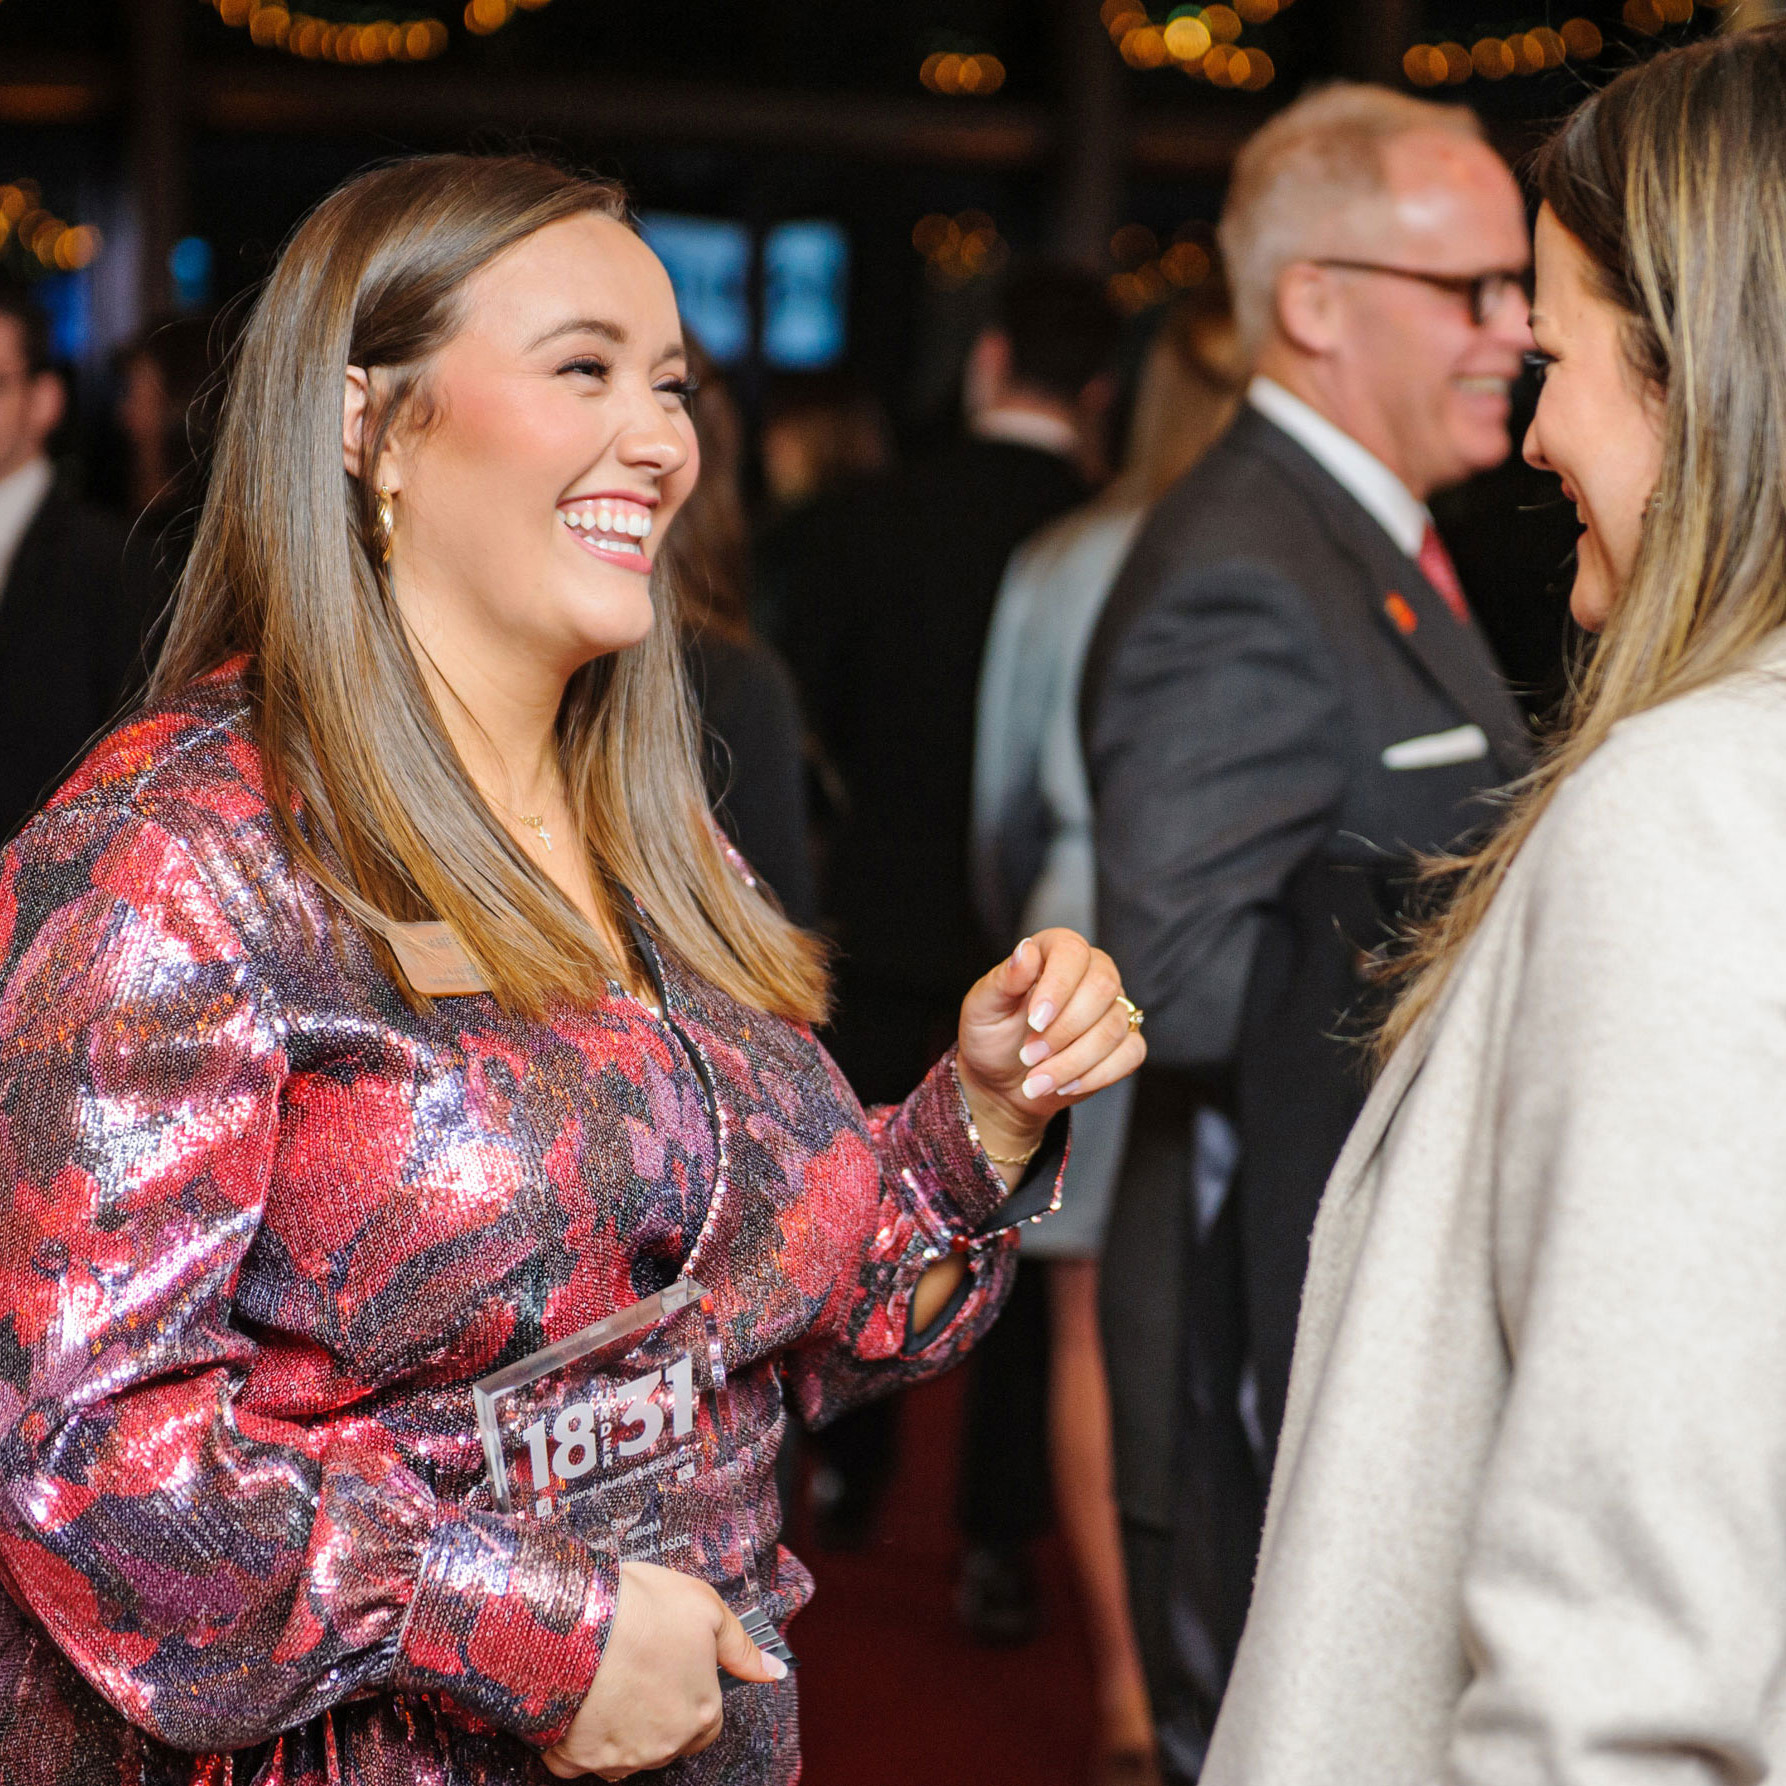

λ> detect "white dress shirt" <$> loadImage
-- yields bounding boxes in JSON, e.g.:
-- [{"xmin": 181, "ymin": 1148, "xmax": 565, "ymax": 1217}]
[
  {"xmin": 970, "ymin": 405, "xmax": 1079, "ymax": 461},
  {"xmin": 1247, "ymin": 376, "xmax": 1430, "ymax": 559},
  {"xmin": 0, "ymin": 455, "xmax": 52, "ymax": 604}
]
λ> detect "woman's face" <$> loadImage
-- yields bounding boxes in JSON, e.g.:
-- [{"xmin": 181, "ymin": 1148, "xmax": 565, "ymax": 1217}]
[
  {"xmin": 1522, "ymin": 205, "xmax": 1667, "ymax": 632},
  {"xmin": 371, "ymin": 211, "xmax": 698, "ymax": 686}
]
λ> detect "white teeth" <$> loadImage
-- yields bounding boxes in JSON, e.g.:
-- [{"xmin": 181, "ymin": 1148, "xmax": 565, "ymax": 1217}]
[{"xmin": 562, "ymin": 500, "xmax": 653, "ymax": 547}]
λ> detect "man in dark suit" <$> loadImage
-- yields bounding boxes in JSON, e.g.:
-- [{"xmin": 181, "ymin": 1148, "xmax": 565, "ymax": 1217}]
[
  {"xmin": 773, "ymin": 265, "xmax": 1119, "ymax": 1622},
  {"xmin": 778, "ymin": 266, "xmax": 1117, "ymax": 1100},
  {"xmin": 0, "ymin": 286, "xmax": 146, "ymax": 840},
  {"xmin": 1081, "ymin": 86, "xmax": 1536, "ymax": 1780}
]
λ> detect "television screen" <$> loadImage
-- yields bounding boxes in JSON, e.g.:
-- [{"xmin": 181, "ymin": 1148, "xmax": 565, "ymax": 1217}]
[
  {"xmin": 763, "ymin": 221, "xmax": 848, "ymax": 370},
  {"xmin": 638, "ymin": 212, "xmax": 751, "ymax": 365}
]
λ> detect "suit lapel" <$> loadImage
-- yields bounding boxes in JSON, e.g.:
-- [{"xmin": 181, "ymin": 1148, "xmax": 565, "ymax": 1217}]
[
  {"xmin": 1243, "ymin": 416, "xmax": 1533, "ymax": 777},
  {"xmin": 0, "ymin": 490, "xmax": 61, "ymax": 660},
  {"xmin": 1373, "ymin": 540, "xmax": 1532, "ymax": 776}
]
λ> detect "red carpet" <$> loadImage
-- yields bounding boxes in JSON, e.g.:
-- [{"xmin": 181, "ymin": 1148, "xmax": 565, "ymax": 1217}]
[{"xmin": 789, "ymin": 1368, "xmax": 1097, "ymax": 1786}]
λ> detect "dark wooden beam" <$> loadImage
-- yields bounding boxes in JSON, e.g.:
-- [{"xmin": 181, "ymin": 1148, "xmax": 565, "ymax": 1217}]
[
  {"xmin": 130, "ymin": 0, "xmax": 188, "ymax": 319},
  {"xmin": 197, "ymin": 62, "xmax": 1249, "ymax": 177},
  {"xmin": 0, "ymin": 56, "xmax": 1252, "ymax": 181},
  {"xmin": 198, "ymin": 63, "xmax": 1055, "ymax": 163},
  {"xmin": 1051, "ymin": 0, "xmax": 1126, "ymax": 264},
  {"xmin": 0, "ymin": 55, "xmax": 116, "ymax": 125},
  {"xmin": 1338, "ymin": 0, "xmax": 1417, "ymax": 83}
]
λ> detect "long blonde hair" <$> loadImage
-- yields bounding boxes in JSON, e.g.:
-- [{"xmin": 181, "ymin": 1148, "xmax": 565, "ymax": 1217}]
[
  {"xmin": 1117, "ymin": 275, "xmax": 1247, "ymax": 505},
  {"xmin": 155, "ymin": 153, "xmax": 829, "ymax": 1024},
  {"xmin": 1379, "ymin": 24, "xmax": 1786, "ymax": 1058}
]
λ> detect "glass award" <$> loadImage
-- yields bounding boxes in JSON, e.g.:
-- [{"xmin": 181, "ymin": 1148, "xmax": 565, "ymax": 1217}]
[{"xmin": 473, "ymin": 1275, "xmax": 794, "ymax": 1669}]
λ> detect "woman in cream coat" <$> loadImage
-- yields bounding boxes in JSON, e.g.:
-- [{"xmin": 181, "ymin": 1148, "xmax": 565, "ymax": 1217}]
[{"xmin": 1203, "ymin": 27, "xmax": 1786, "ymax": 1786}]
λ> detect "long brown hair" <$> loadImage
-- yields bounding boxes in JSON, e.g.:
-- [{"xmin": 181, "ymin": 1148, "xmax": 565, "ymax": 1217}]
[
  {"xmin": 1378, "ymin": 24, "xmax": 1786, "ymax": 1058},
  {"xmin": 154, "ymin": 153, "xmax": 829, "ymax": 1024}
]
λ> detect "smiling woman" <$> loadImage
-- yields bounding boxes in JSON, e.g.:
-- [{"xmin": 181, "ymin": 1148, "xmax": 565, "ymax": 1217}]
[
  {"xmin": 1198, "ymin": 28, "xmax": 1786, "ymax": 1786},
  {"xmin": 0, "ymin": 154, "xmax": 1146, "ymax": 1786},
  {"xmin": 161, "ymin": 157, "xmax": 816, "ymax": 1025}
]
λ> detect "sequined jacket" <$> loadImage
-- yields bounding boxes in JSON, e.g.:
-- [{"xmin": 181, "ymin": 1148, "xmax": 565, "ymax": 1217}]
[{"xmin": 0, "ymin": 666, "xmax": 1056, "ymax": 1786}]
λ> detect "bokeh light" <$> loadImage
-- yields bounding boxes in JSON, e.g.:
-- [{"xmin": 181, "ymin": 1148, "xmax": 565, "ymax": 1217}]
[
  {"xmin": 1162, "ymin": 14, "xmax": 1213, "ymax": 59},
  {"xmin": 920, "ymin": 50, "xmax": 1006, "ymax": 95},
  {"xmin": 0, "ymin": 180, "xmax": 103, "ymax": 279},
  {"xmin": 1120, "ymin": 24, "xmax": 1170, "ymax": 67},
  {"xmin": 1470, "ymin": 37, "xmax": 1515, "ymax": 78},
  {"xmin": 209, "ymin": 0, "xmax": 462, "ymax": 61},
  {"xmin": 1107, "ymin": 221, "xmax": 1216, "ymax": 315},
  {"xmin": 1406, "ymin": 16, "xmax": 1603, "ymax": 86},
  {"xmin": 1109, "ymin": 3, "xmax": 1280, "ymax": 87},
  {"xmin": 911, "ymin": 211, "xmax": 1009, "ymax": 288}
]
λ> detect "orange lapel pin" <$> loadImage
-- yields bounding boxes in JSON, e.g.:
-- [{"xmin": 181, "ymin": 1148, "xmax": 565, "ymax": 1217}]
[{"xmin": 1384, "ymin": 591, "xmax": 1419, "ymax": 635}]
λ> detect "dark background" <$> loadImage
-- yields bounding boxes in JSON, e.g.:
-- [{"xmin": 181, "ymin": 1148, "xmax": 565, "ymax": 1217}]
[{"xmin": 0, "ymin": 0, "xmax": 1727, "ymax": 465}]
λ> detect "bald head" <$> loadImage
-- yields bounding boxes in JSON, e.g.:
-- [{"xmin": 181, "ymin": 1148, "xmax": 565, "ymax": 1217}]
[
  {"xmin": 1220, "ymin": 81, "xmax": 1532, "ymax": 500},
  {"xmin": 1379, "ymin": 129, "xmax": 1524, "ymax": 254},
  {"xmin": 1220, "ymin": 84, "xmax": 1489, "ymax": 357}
]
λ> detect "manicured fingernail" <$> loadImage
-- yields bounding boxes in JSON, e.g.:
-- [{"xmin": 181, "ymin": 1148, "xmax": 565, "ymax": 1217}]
[
  {"xmin": 1027, "ymin": 1000, "xmax": 1054, "ymax": 1033},
  {"xmin": 765, "ymin": 1654, "xmax": 789, "ymax": 1680},
  {"xmin": 1022, "ymin": 1072, "xmax": 1055, "ymax": 1100},
  {"xmin": 1059, "ymin": 1079, "xmax": 1083, "ymax": 1096},
  {"xmin": 1019, "ymin": 1038, "xmax": 1050, "ymax": 1068},
  {"xmin": 1011, "ymin": 937, "xmax": 1032, "ymax": 968}
]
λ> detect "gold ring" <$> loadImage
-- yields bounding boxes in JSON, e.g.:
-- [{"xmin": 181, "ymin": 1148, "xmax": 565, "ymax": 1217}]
[{"xmin": 1116, "ymin": 994, "xmax": 1144, "ymax": 1033}]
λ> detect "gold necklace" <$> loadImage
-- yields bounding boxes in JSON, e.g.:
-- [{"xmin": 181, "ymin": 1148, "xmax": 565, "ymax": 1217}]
[{"xmin": 491, "ymin": 790, "xmax": 557, "ymax": 854}]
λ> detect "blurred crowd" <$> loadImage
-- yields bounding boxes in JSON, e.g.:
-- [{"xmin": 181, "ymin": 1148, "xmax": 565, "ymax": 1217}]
[{"xmin": 0, "ymin": 77, "xmax": 1577, "ymax": 1786}]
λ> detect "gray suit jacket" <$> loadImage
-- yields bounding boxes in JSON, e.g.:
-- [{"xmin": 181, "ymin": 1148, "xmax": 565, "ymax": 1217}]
[{"xmin": 1082, "ymin": 408, "xmax": 1531, "ymax": 1533}]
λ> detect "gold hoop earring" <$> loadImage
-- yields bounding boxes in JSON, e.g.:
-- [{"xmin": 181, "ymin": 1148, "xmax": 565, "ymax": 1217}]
[{"xmin": 374, "ymin": 486, "xmax": 396, "ymax": 564}]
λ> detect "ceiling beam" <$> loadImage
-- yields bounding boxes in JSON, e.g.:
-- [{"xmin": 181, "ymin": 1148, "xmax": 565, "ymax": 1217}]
[{"xmin": 0, "ymin": 56, "xmax": 1255, "ymax": 180}]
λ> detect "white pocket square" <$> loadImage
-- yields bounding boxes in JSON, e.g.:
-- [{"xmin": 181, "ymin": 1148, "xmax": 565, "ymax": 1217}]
[{"xmin": 1382, "ymin": 724, "xmax": 1490, "ymax": 770}]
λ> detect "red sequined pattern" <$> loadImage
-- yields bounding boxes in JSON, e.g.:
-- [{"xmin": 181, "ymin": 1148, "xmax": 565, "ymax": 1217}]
[{"xmin": 0, "ymin": 665, "xmax": 1030, "ymax": 1784}]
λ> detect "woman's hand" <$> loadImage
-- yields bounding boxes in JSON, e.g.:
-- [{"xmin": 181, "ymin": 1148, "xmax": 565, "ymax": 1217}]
[
  {"xmin": 541, "ymin": 1560, "xmax": 786, "ymax": 1781},
  {"xmin": 955, "ymin": 929, "xmax": 1145, "ymax": 1179}
]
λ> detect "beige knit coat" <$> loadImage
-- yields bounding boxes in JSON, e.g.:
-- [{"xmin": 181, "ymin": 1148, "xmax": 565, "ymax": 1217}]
[{"xmin": 1203, "ymin": 636, "xmax": 1786, "ymax": 1786}]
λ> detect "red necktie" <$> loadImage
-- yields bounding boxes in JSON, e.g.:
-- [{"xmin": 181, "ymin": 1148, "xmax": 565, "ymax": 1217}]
[{"xmin": 1418, "ymin": 524, "xmax": 1471, "ymax": 626}]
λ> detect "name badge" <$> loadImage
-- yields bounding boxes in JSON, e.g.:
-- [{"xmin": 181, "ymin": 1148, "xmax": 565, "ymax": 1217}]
[{"xmin": 378, "ymin": 920, "xmax": 491, "ymax": 997}]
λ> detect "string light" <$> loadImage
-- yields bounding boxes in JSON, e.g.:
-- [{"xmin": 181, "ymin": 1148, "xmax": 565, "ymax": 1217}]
[
  {"xmin": 465, "ymin": 0, "xmax": 510, "ymax": 33},
  {"xmin": 1101, "ymin": 0, "xmax": 1283, "ymax": 89},
  {"xmin": 1404, "ymin": 15, "xmax": 1606, "ymax": 84},
  {"xmin": 1106, "ymin": 221, "xmax": 1215, "ymax": 316},
  {"xmin": 1621, "ymin": 0, "xmax": 1693, "ymax": 32},
  {"xmin": 919, "ymin": 50, "xmax": 1006, "ymax": 95},
  {"xmin": 0, "ymin": 181, "xmax": 103, "ymax": 277},
  {"xmin": 207, "ymin": 0, "xmax": 460, "ymax": 61},
  {"xmin": 911, "ymin": 211, "xmax": 1010, "ymax": 287}
]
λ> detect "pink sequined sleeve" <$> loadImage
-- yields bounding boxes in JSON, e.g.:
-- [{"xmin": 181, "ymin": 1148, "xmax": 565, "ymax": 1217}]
[
  {"xmin": 0, "ymin": 809, "xmax": 610, "ymax": 1752},
  {"xmin": 784, "ymin": 1048, "xmax": 1065, "ymax": 1428}
]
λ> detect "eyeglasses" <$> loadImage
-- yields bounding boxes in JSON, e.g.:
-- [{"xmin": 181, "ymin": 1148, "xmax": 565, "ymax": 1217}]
[{"xmin": 1310, "ymin": 259, "xmax": 1532, "ymax": 328}]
